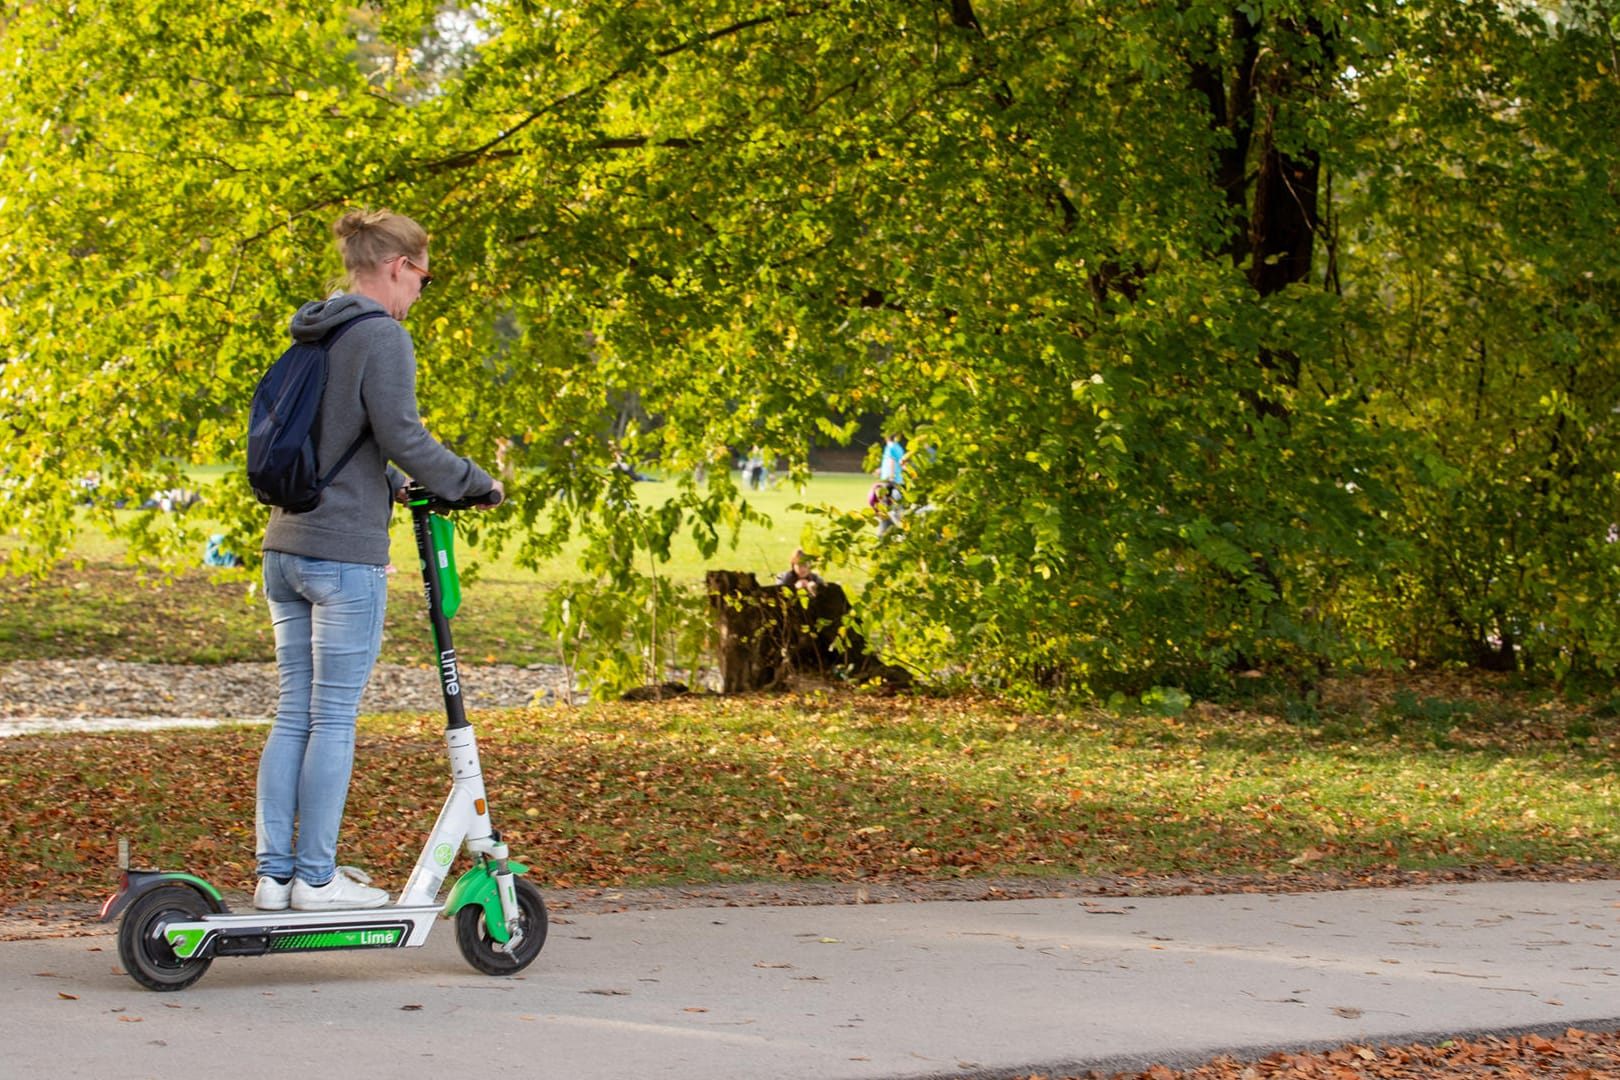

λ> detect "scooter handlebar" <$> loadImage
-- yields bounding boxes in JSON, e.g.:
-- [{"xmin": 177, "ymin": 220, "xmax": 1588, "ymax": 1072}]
[{"xmin": 404, "ymin": 482, "xmax": 503, "ymax": 512}]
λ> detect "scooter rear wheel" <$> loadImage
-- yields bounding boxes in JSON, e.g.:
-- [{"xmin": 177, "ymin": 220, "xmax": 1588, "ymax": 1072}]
[
  {"xmin": 118, "ymin": 885, "xmax": 213, "ymax": 991},
  {"xmin": 455, "ymin": 877, "xmax": 548, "ymax": 975}
]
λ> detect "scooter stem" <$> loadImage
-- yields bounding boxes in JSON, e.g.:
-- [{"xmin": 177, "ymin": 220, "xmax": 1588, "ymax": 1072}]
[{"xmin": 412, "ymin": 499, "xmax": 470, "ymax": 731}]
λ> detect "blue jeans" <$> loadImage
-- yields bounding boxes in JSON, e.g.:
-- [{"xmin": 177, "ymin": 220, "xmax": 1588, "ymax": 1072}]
[{"xmin": 256, "ymin": 553, "xmax": 388, "ymax": 884}]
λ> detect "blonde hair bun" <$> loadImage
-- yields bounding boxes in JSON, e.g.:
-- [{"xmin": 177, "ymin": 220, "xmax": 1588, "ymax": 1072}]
[
  {"xmin": 332, "ymin": 209, "xmax": 428, "ymax": 276},
  {"xmin": 332, "ymin": 210, "xmax": 374, "ymax": 239}
]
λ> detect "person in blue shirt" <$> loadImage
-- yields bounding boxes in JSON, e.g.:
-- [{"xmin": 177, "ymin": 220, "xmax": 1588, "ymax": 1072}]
[{"xmin": 878, "ymin": 435, "xmax": 906, "ymax": 486}]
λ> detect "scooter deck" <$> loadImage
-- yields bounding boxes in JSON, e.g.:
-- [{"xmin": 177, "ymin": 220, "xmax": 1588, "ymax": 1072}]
[{"xmin": 160, "ymin": 904, "xmax": 443, "ymax": 960}]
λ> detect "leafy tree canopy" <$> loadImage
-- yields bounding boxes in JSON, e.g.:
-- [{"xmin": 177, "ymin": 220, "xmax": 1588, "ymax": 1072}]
[{"xmin": 3, "ymin": 0, "xmax": 1617, "ymax": 696}]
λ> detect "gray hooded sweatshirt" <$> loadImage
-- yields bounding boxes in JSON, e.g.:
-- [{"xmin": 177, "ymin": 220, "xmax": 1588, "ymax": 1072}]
[{"xmin": 262, "ymin": 293, "xmax": 493, "ymax": 566}]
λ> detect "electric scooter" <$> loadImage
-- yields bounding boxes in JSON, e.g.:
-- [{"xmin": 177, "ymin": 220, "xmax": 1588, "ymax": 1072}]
[{"xmin": 102, "ymin": 484, "xmax": 547, "ymax": 991}]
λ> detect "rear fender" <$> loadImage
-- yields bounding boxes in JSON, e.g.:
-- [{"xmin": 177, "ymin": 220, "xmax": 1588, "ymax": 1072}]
[{"xmin": 100, "ymin": 870, "xmax": 226, "ymax": 922}]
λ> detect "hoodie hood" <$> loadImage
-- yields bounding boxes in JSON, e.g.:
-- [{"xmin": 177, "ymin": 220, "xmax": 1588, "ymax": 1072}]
[{"xmin": 289, "ymin": 292, "xmax": 390, "ymax": 344}]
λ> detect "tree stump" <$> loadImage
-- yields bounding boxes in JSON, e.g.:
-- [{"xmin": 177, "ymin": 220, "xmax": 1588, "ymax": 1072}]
[{"xmin": 705, "ymin": 570, "xmax": 909, "ymax": 693}]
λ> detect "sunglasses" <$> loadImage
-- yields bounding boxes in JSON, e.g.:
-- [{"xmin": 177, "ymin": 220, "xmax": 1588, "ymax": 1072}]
[{"xmin": 401, "ymin": 255, "xmax": 434, "ymax": 290}]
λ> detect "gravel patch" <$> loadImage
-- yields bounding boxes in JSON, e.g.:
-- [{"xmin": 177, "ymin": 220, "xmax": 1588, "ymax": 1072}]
[{"xmin": 0, "ymin": 658, "xmax": 574, "ymax": 727}]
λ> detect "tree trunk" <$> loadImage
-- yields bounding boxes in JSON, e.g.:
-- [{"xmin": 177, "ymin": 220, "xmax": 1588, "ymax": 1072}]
[
  {"xmin": 706, "ymin": 570, "xmax": 787, "ymax": 693},
  {"xmin": 705, "ymin": 570, "xmax": 909, "ymax": 692},
  {"xmin": 1194, "ymin": 12, "xmax": 1330, "ymax": 415}
]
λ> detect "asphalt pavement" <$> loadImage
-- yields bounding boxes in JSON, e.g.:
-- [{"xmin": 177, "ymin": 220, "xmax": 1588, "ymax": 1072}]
[{"xmin": 2, "ymin": 880, "xmax": 1616, "ymax": 1079}]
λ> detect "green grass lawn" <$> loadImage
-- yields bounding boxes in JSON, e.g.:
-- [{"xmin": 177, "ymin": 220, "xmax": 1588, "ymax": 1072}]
[
  {"xmin": 43, "ymin": 467, "xmax": 876, "ymax": 580},
  {"xmin": 0, "ymin": 470, "xmax": 878, "ymax": 666},
  {"xmin": 422, "ymin": 470, "xmax": 875, "ymax": 588}
]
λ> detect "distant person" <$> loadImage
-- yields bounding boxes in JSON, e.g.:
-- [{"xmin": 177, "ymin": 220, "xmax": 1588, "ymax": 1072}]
[
  {"xmin": 78, "ymin": 472, "xmax": 102, "ymax": 506},
  {"xmin": 255, "ymin": 208, "xmax": 502, "ymax": 913},
  {"xmin": 775, "ymin": 549, "xmax": 825, "ymax": 591},
  {"xmin": 745, "ymin": 446, "xmax": 769, "ymax": 490},
  {"xmin": 878, "ymin": 434, "xmax": 906, "ymax": 486},
  {"xmin": 610, "ymin": 445, "xmax": 651, "ymax": 481},
  {"xmin": 611, "ymin": 458, "xmax": 651, "ymax": 481},
  {"xmin": 868, "ymin": 480, "xmax": 903, "ymax": 537},
  {"xmin": 142, "ymin": 488, "xmax": 199, "ymax": 512},
  {"xmin": 204, "ymin": 534, "xmax": 243, "ymax": 568}
]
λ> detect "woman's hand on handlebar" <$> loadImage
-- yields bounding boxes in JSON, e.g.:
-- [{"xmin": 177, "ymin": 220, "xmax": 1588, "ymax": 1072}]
[
  {"xmin": 476, "ymin": 479, "xmax": 505, "ymax": 509},
  {"xmin": 400, "ymin": 479, "xmax": 505, "ymax": 511}
]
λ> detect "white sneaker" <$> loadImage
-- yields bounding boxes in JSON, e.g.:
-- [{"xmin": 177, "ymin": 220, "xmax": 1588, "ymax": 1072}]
[
  {"xmin": 254, "ymin": 876, "xmax": 292, "ymax": 911},
  {"xmin": 290, "ymin": 866, "xmax": 388, "ymax": 910}
]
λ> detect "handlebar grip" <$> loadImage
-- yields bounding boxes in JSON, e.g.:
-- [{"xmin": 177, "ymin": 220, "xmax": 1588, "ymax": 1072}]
[{"xmin": 405, "ymin": 483, "xmax": 503, "ymax": 511}]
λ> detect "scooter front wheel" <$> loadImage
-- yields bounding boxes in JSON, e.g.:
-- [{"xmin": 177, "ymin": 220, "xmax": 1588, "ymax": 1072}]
[
  {"xmin": 118, "ymin": 885, "xmax": 213, "ymax": 991},
  {"xmin": 455, "ymin": 877, "xmax": 548, "ymax": 975}
]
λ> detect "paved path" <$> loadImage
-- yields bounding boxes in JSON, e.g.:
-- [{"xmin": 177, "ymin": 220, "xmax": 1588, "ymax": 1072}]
[{"xmin": 2, "ymin": 881, "xmax": 1616, "ymax": 1079}]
